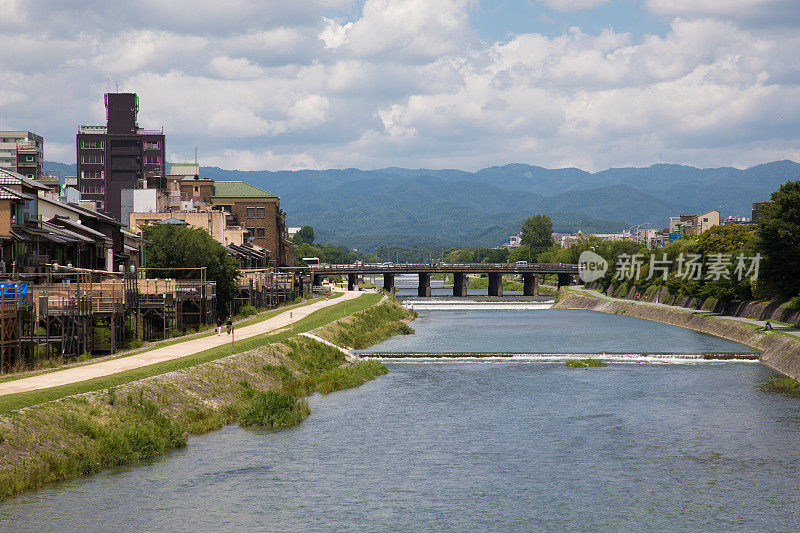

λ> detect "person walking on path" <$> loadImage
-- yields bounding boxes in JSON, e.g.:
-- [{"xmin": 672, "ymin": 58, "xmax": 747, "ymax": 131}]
[
  {"xmin": 226, "ymin": 318, "xmax": 233, "ymax": 335},
  {"xmin": 216, "ymin": 317, "xmax": 222, "ymax": 336}
]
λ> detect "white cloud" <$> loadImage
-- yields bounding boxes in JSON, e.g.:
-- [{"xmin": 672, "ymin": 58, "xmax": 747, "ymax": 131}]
[
  {"xmin": 534, "ymin": 0, "xmax": 609, "ymax": 12},
  {"xmin": 646, "ymin": 0, "xmax": 800, "ymax": 27},
  {"xmin": 319, "ymin": 0, "xmax": 474, "ymax": 62},
  {"xmin": 0, "ymin": 0, "xmax": 798, "ymax": 173}
]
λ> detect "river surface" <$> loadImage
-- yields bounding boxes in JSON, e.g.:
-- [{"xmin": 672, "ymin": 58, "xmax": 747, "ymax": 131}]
[
  {"xmin": 360, "ymin": 309, "xmax": 752, "ymax": 354},
  {"xmin": 2, "ymin": 309, "xmax": 799, "ymax": 532}
]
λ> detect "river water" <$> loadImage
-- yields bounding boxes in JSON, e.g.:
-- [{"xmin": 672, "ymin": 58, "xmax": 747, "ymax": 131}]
[{"xmin": 2, "ymin": 308, "xmax": 800, "ymax": 532}]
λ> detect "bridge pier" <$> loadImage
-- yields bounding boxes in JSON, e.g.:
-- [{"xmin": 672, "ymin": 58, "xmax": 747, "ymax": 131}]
[
  {"xmin": 418, "ymin": 273, "xmax": 431, "ymax": 297},
  {"xmin": 488, "ymin": 273, "xmax": 503, "ymax": 297},
  {"xmin": 312, "ymin": 273, "xmax": 322, "ymax": 287},
  {"xmin": 383, "ymin": 273, "xmax": 395, "ymax": 293},
  {"xmin": 523, "ymin": 274, "xmax": 538, "ymax": 296},
  {"xmin": 452, "ymin": 272, "xmax": 468, "ymax": 297},
  {"xmin": 557, "ymin": 273, "xmax": 573, "ymax": 289},
  {"xmin": 348, "ymin": 273, "xmax": 357, "ymax": 291}
]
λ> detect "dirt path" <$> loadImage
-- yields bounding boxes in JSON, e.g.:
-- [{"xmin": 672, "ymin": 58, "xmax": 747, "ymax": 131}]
[{"xmin": 0, "ymin": 290, "xmax": 365, "ymax": 397}]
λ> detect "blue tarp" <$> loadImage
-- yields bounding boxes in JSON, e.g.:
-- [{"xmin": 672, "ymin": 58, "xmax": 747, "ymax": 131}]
[{"xmin": 0, "ymin": 282, "xmax": 28, "ymax": 305}]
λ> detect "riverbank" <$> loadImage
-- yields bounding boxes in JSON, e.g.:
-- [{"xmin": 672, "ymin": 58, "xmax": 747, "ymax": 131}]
[
  {"xmin": 555, "ymin": 290, "xmax": 800, "ymax": 380},
  {"xmin": 0, "ymin": 297, "xmax": 415, "ymax": 501}
]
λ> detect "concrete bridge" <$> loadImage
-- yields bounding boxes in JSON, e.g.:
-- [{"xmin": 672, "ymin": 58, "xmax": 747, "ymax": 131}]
[{"xmin": 310, "ymin": 262, "xmax": 580, "ymax": 297}]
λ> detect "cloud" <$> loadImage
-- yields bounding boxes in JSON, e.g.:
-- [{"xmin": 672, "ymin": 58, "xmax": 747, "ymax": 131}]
[
  {"xmin": 534, "ymin": 0, "xmax": 609, "ymax": 12},
  {"xmin": 319, "ymin": 0, "xmax": 474, "ymax": 62},
  {"xmin": 646, "ymin": 0, "xmax": 800, "ymax": 27},
  {"xmin": 0, "ymin": 0, "xmax": 798, "ymax": 174}
]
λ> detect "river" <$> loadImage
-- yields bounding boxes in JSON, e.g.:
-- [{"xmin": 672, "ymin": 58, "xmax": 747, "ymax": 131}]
[{"xmin": 1, "ymin": 307, "xmax": 799, "ymax": 532}]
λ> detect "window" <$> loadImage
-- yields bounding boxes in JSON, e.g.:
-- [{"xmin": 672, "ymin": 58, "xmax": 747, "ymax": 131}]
[
  {"xmin": 81, "ymin": 184, "xmax": 105, "ymax": 195},
  {"xmin": 81, "ymin": 170, "xmax": 104, "ymax": 180},
  {"xmin": 703, "ymin": 217, "xmax": 708, "ymax": 222},
  {"xmin": 82, "ymin": 140, "xmax": 104, "ymax": 149},
  {"xmin": 81, "ymin": 154, "xmax": 104, "ymax": 164},
  {"xmin": 26, "ymin": 155, "xmax": 34, "ymax": 162},
  {"xmin": 247, "ymin": 227, "xmax": 256, "ymax": 236},
  {"xmin": 144, "ymin": 155, "xmax": 160, "ymax": 164},
  {"xmin": 246, "ymin": 207, "xmax": 255, "ymax": 217},
  {"xmin": 256, "ymin": 207, "xmax": 265, "ymax": 218},
  {"xmin": 256, "ymin": 228, "xmax": 265, "ymax": 237},
  {"xmin": 144, "ymin": 140, "xmax": 160, "ymax": 149}
]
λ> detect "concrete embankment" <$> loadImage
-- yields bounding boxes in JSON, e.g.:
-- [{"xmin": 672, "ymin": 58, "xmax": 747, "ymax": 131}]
[
  {"xmin": 555, "ymin": 292, "xmax": 800, "ymax": 380},
  {"xmin": 0, "ymin": 298, "xmax": 414, "ymax": 501}
]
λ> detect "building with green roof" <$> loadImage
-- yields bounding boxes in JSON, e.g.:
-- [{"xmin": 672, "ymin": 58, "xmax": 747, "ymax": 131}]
[{"xmin": 209, "ymin": 180, "xmax": 293, "ymax": 267}]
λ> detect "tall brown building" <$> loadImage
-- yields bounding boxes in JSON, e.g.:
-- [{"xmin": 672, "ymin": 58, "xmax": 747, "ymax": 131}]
[
  {"xmin": 76, "ymin": 93, "xmax": 165, "ymax": 220},
  {"xmin": 210, "ymin": 181, "xmax": 294, "ymax": 267}
]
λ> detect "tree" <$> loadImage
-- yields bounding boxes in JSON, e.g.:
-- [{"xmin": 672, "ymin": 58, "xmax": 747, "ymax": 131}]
[
  {"xmin": 293, "ymin": 225, "xmax": 315, "ymax": 245},
  {"xmin": 520, "ymin": 215, "xmax": 555, "ymax": 253},
  {"xmin": 757, "ymin": 180, "xmax": 800, "ymax": 298},
  {"xmin": 142, "ymin": 224, "xmax": 240, "ymax": 316}
]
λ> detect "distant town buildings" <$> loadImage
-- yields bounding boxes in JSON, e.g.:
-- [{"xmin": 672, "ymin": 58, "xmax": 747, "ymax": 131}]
[
  {"xmin": 125, "ymin": 163, "xmax": 294, "ymax": 267},
  {"xmin": 669, "ymin": 210, "xmax": 719, "ymax": 237},
  {"xmin": 76, "ymin": 92, "xmax": 165, "ymax": 219},
  {"xmin": 0, "ymin": 131, "xmax": 43, "ymax": 181}
]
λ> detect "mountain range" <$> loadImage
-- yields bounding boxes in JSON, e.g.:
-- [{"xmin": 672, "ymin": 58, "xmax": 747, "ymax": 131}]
[{"xmin": 44, "ymin": 160, "xmax": 800, "ymax": 250}]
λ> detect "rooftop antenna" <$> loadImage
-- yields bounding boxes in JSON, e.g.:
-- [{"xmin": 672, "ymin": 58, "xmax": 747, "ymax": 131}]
[
  {"xmin": 195, "ymin": 146, "xmax": 198, "ymax": 165},
  {"xmin": 115, "ymin": 82, "xmax": 119, "ymax": 93}
]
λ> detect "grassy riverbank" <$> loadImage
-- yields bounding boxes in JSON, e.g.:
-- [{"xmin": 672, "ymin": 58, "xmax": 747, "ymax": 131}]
[{"xmin": 0, "ymin": 296, "xmax": 414, "ymax": 500}]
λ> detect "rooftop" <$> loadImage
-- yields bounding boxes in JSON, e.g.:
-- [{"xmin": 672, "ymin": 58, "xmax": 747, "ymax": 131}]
[{"xmin": 212, "ymin": 181, "xmax": 277, "ymax": 199}]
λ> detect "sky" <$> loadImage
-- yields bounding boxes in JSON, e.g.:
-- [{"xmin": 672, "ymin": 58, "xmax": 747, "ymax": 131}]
[{"xmin": 1, "ymin": 0, "xmax": 799, "ymax": 172}]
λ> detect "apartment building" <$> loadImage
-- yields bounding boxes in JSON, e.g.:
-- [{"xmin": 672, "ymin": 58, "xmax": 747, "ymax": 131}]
[
  {"xmin": 76, "ymin": 93, "xmax": 165, "ymax": 220},
  {"xmin": 0, "ymin": 131, "xmax": 44, "ymax": 180}
]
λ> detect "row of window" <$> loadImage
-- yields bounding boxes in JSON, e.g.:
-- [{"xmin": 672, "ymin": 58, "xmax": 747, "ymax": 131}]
[
  {"xmin": 144, "ymin": 155, "xmax": 161, "ymax": 164},
  {"xmin": 144, "ymin": 141, "xmax": 160, "ymax": 149},
  {"xmin": 81, "ymin": 170, "xmax": 104, "ymax": 180},
  {"xmin": 81, "ymin": 155, "xmax": 104, "ymax": 164},
  {"xmin": 246, "ymin": 207, "xmax": 266, "ymax": 218},
  {"xmin": 247, "ymin": 227, "xmax": 266, "ymax": 237},
  {"xmin": 81, "ymin": 184, "xmax": 105, "ymax": 195},
  {"xmin": 82, "ymin": 140, "xmax": 104, "ymax": 149}
]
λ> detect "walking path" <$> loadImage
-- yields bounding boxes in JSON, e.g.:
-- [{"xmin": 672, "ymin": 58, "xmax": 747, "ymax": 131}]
[
  {"xmin": 0, "ymin": 290, "xmax": 364, "ymax": 397},
  {"xmin": 568, "ymin": 286, "xmax": 800, "ymax": 338}
]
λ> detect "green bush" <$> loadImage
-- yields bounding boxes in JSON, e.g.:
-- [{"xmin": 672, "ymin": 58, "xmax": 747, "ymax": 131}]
[
  {"xmin": 239, "ymin": 391, "xmax": 310, "ymax": 428},
  {"xmin": 238, "ymin": 305, "xmax": 258, "ymax": 318},
  {"xmin": 565, "ymin": 358, "xmax": 608, "ymax": 368}
]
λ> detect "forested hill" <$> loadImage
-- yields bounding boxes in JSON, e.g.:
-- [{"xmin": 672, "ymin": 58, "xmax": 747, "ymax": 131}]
[{"xmin": 45, "ymin": 160, "xmax": 800, "ymax": 250}]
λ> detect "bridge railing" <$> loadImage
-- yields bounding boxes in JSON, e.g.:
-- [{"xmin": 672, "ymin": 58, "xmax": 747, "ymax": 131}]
[{"xmin": 311, "ymin": 262, "xmax": 579, "ymax": 273}]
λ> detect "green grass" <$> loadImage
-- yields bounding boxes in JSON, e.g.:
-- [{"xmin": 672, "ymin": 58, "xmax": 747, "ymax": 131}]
[
  {"xmin": 765, "ymin": 377, "xmax": 800, "ymax": 395},
  {"xmin": 0, "ymin": 294, "xmax": 339, "ymax": 385},
  {"xmin": 0, "ymin": 293, "xmax": 400, "ymax": 501},
  {"xmin": 0, "ymin": 293, "xmax": 381, "ymax": 414},
  {"xmin": 239, "ymin": 390, "xmax": 310, "ymax": 428},
  {"xmin": 564, "ymin": 358, "xmax": 608, "ymax": 368},
  {"xmin": 316, "ymin": 298, "xmax": 416, "ymax": 349}
]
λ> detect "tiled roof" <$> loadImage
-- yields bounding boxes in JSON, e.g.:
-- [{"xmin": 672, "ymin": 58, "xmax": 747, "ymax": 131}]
[
  {"xmin": 0, "ymin": 186, "xmax": 27, "ymax": 200},
  {"xmin": 0, "ymin": 168, "xmax": 50, "ymax": 190},
  {"xmin": 158, "ymin": 217, "xmax": 189, "ymax": 225},
  {"xmin": 212, "ymin": 181, "xmax": 277, "ymax": 199}
]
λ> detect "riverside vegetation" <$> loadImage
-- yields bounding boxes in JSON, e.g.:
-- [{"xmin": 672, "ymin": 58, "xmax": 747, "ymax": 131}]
[{"xmin": 0, "ymin": 297, "xmax": 415, "ymax": 500}]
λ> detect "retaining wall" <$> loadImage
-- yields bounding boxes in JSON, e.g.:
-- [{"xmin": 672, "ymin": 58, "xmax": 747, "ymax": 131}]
[{"xmin": 555, "ymin": 292, "xmax": 800, "ymax": 380}]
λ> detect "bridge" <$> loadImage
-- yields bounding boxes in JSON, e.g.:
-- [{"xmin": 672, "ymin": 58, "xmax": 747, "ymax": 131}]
[{"xmin": 310, "ymin": 262, "xmax": 580, "ymax": 297}]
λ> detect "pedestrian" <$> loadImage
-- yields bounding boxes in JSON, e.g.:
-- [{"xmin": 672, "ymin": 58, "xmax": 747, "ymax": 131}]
[
  {"xmin": 216, "ymin": 317, "xmax": 222, "ymax": 336},
  {"xmin": 226, "ymin": 318, "xmax": 233, "ymax": 335},
  {"xmin": 325, "ymin": 291, "xmax": 329, "ymax": 300},
  {"xmin": 765, "ymin": 321, "xmax": 772, "ymax": 331}
]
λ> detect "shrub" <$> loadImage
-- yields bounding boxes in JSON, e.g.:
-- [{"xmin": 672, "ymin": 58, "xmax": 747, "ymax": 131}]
[
  {"xmin": 239, "ymin": 391, "xmax": 310, "ymax": 428},
  {"xmin": 238, "ymin": 305, "xmax": 258, "ymax": 318},
  {"xmin": 565, "ymin": 358, "xmax": 608, "ymax": 368}
]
